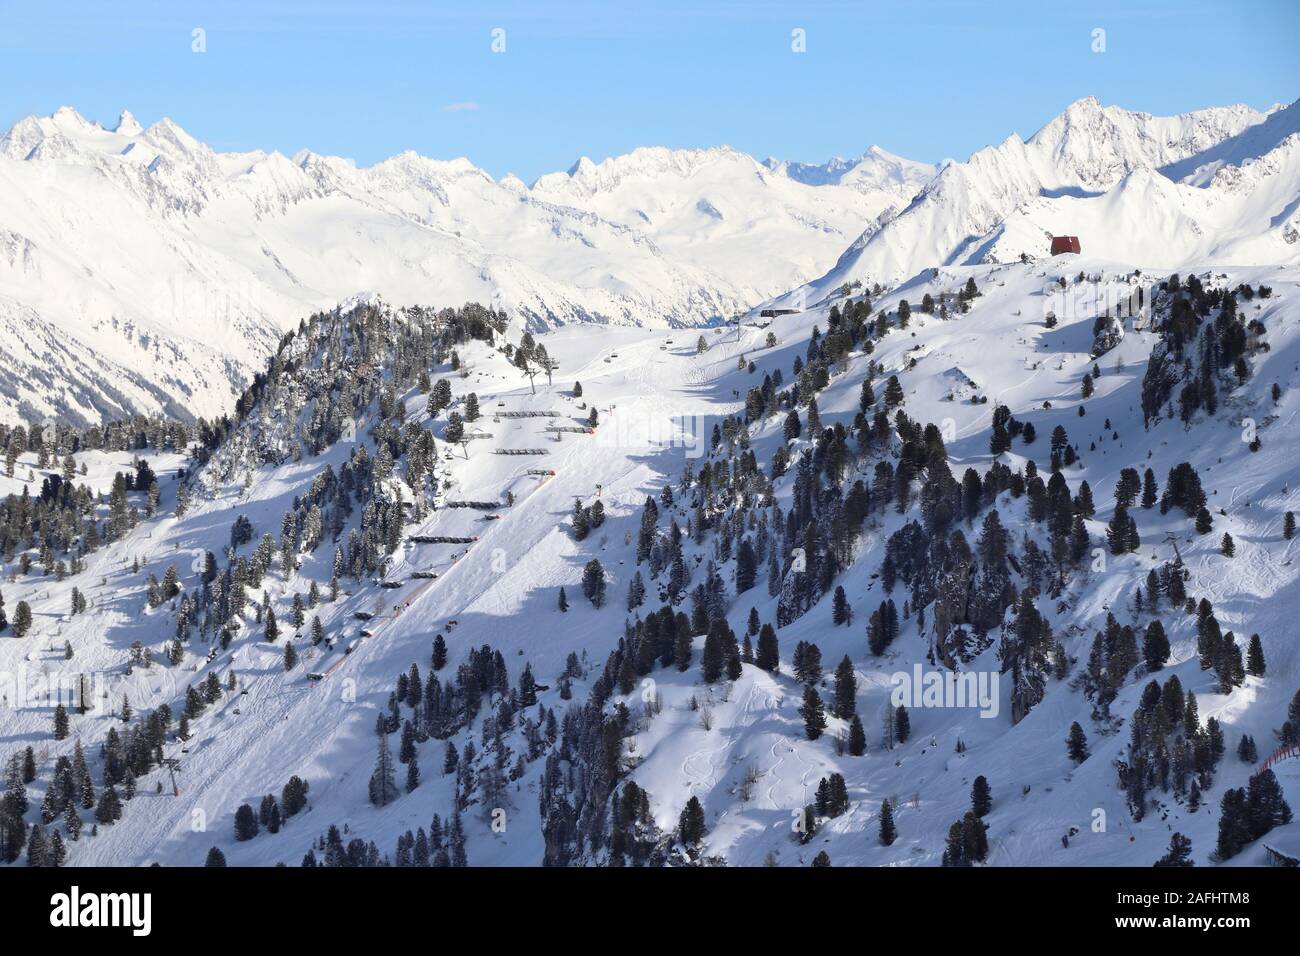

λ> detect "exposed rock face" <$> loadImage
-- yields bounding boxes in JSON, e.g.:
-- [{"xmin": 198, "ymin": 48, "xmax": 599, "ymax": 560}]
[{"xmin": 1091, "ymin": 315, "xmax": 1125, "ymax": 356}]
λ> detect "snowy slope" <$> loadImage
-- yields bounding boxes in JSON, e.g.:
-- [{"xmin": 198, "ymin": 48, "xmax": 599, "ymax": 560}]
[
  {"xmin": 530, "ymin": 145, "xmax": 933, "ymax": 300},
  {"xmin": 778, "ymin": 98, "xmax": 1300, "ymax": 310},
  {"xmin": 3, "ymin": 256, "xmax": 1298, "ymax": 867},
  {"xmin": 0, "ymin": 108, "xmax": 933, "ymax": 428}
]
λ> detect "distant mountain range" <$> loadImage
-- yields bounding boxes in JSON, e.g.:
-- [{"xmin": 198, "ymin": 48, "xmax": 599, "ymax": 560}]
[
  {"xmin": 1, "ymin": 95, "xmax": 1296, "ymax": 425},
  {"xmin": 773, "ymin": 96, "xmax": 1300, "ymax": 311}
]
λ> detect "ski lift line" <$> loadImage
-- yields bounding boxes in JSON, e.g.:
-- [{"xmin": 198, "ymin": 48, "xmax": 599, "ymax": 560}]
[
  {"xmin": 311, "ymin": 539, "xmax": 459, "ymax": 686},
  {"xmin": 319, "ymin": 561, "xmax": 449, "ymax": 680}
]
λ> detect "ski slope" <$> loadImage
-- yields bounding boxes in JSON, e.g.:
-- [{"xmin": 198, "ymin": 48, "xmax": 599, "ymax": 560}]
[{"xmin": 2, "ymin": 257, "xmax": 1299, "ymax": 866}]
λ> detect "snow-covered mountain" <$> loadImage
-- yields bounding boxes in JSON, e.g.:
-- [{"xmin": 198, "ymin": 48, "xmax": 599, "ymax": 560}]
[
  {"xmin": 4, "ymin": 96, "xmax": 1296, "ymax": 430},
  {"xmin": 777, "ymin": 97, "xmax": 1300, "ymax": 310},
  {"xmin": 0, "ymin": 108, "xmax": 933, "ymax": 427},
  {"xmin": 4, "ymin": 96, "xmax": 1300, "ymax": 872},
  {"xmin": 2, "ymin": 254, "xmax": 1298, "ymax": 869},
  {"xmin": 530, "ymin": 144, "xmax": 931, "ymax": 308}
]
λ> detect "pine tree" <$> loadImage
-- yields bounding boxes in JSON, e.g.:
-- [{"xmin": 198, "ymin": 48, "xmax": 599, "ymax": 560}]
[
  {"xmin": 1245, "ymin": 633, "xmax": 1266, "ymax": 677},
  {"xmin": 94, "ymin": 785, "xmax": 122, "ymax": 825},
  {"xmin": 53, "ymin": 704, "xmax": 70, "ymax": 740},
  {"xmin": 735, "ymin": 540, "xmax": 756, "ymax": 594},
  {"xmin": 1195, "ymin": 506, "xmax": 1213, "ymax": 535},
  {"xmin": 264, "ymin": 606, "xmax": 279, "ymax": 642},
  {"xmin": 627, "ymin": 571, "xmax": 646, "ymax": 611},
  {"xmin": 1107, "ymin": 505, "xmax": 1133, "ymax": 555},
  {"xmin": 282, "ymin": 776, "xmax": 309, "ymax": 816},
  {"xmin": 971, "ymin": 775, "xmax": 992, "ymax": 817},
  {"xmin": 369, "ymin": 732, "xmax": 397, "ymax": 807},
  {"xmin": 793, "ymin": 641, "xmax": 822, "ymax": 685},
  {"xmin": 1143, "ymin": 620, "xmax": 1170, "ymax": 671},
  {"xmin": 519, "ymin": 663, "xmax": 538, "ymax": 707},
  {"xmin": 12, "ymin": 600, "xmax": 32, "ymax": 638},
  {"xmin": 205, "ymin": 846, "xmax": 227, "ymax": 867},
  {"xmin": 878, "ymin": 799, "xmax": 896, "ymax": 846},
  {"xmin": 581, "ymin": 560, "xmax": 606, "ymax": 608},
  {"xmin": 678, "ymin": 796, "xmax": 706, "ymax": 846},
  {"xmin": 63, "ymin": 803, "xmax": 81, "ymax": 842},
  {"xmin": 811, "ymin": 850, "xmax": 831, "ymax": 867},
  {"xmin": 1066, "ymin": 721, "xmax": 1089, "ymax": 763},
  {"xmin": 1245, "ymin": 768, "xmax": 1292, "ymax": 840},
  {"xmin": 443, "ymin": 742, "xmax": 459, "ymax": 775},
  {"xmin": 283, "ymin": 642, "xmax": 298, "ymax": 671},
  {"xmin": 1285, "ymin": 511, "xmax": 1296, "ymax": 540},
  {"xmin": 941, "ymin": 821, "xmax": 968, "ymax": 867},
  {"xmin": 1214, "ymin": 789, "xmax": 1251, "ymax": 861},
  {"xmin": 884, "ymin": 375, "xmax": 905, "ymax": 407},
  {"xmin": 234, "ymin": 803, "xmax": 258, "ymax": 841},
  {"xmin": 848, "ymin": 716, "xmax": 866, "ymax": 756},
  {"xmin": 700, "ymin": 627, "xmax": 724, "ymax": 684},
  {"xmin": 557, "ymin": 586, "xmax": 569, "ymax": 613},
  {"xmin": 432, "ymin": 633, "xmax": 448, "ymax": 670},
  {"xmin": 1220, "ymin": 533, "xmax": 1235, "ymax": 557},
  {"xmin": 26, "ymin": 824, "xmax": 48, "ymax": 867},
  {"xmin": 832, "ymin": 656, "xmax": 857, "ymax": 719},
  {"xmin": 962, "ymin": 810, "xmax": 989, "ymax": 862},
  {"xmin": 1141, "ymin": 469, "xmax": 1158, "ymax": 509},
  {"xmin": 799, "ymin": 686, "xmax": 827, "ymax": 740},
  {"xmin": 831, "ymin": 586, "xmax": 851, "ymax": 625},
  {"xmin": 674, "ymin": 626, "xmax": 692, "ymax": 672},
  {"xmin": 449, "ymin": 809, "xmax": 468, "ymax": 867},
  {"xmin": 444, "ymin": 412, "xmax": 465, "ymax": 444},
  {"xmin": 571, "ymin": 501, "xmax": 590, "ymax": 541},
  {"xmin": 755, "ymin": 623, "xmax": 779, "ymax": 672},
  {"xmin": 894, "ymin": 704, "xmax": 910, "ymax": 743},
  {"xmin": 1154, "ymin": 832, "xmax": 1194, "ymax": 867}
]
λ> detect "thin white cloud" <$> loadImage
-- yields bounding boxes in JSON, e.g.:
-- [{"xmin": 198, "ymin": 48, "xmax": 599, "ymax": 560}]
[{"xmin": 441, "ymin": 102, "xmax": 480, "ymax": 113}]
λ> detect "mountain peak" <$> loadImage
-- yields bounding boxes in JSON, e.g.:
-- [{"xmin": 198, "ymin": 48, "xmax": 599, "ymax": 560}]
[
  {"xmin": 1063, "ymin": 94, "xmax": 1103, "ymax": 114},
  {"xmin": 114, "ymin": 109, "xmax": 143, "ymax": 136},
  {"xmin": 51, "ymin": 105, "xmax": 95, "ymax": 129}
]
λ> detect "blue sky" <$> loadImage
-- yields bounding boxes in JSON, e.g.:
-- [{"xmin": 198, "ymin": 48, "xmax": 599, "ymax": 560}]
[{"xmin": 1, "ymin": 0, "xmax": 1296, "ymax": 181}]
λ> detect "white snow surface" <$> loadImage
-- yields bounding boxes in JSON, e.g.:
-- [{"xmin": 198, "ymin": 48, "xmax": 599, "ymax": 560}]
[
  {"xmin": 775, "ymin": 97, "xmax": 1300, "ymax": 312},
  {"xmin": 3, "ymin": 256, "xmax": 1299, "ymax": 867},
  {"xmin": 0, "ymin": 108, "xmax": 932, "ymax": 427}
]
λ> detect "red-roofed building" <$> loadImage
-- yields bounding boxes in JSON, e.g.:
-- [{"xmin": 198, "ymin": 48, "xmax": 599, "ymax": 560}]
[{"xmin": 1050, "ymin": 236, "xmax": 1081, "ymax": 255}]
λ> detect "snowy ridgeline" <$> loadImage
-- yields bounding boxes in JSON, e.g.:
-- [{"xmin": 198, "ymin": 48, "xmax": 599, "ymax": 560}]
[
  {"xmin": 0, "ymin": 106, "xmax": 936, "ymax": 428},
  {"xmin": 3, "ymin": 95, "xmax": 1299, "ymax": 429},
  {"xmin": 1, "ymin": 258, "xmax": 1299, "ymax": 868}
]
